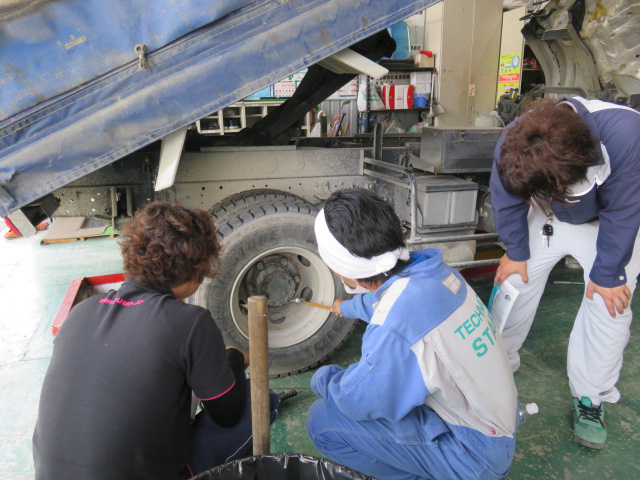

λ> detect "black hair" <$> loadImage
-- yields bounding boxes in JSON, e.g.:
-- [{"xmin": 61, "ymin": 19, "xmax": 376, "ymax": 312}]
[{"xmin": 323, "ymin": 188, "xmax": 409, "ymax": 284}]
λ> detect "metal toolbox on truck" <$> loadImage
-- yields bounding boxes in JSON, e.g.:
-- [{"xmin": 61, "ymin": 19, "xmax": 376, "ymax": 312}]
[
  {"xmin": 394, "ymin": 175, "xmax": 478, "ymax": 230},
  {"xmin": 416, "ymin": 127, "xmax": 502, "ymax": 173}
]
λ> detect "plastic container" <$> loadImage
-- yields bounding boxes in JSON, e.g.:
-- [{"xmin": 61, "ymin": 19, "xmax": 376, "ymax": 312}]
[
  {"xmin": 517, "ymin": 401, "xmax": 539, "ymax": 427},
  {"xmin": 387, "ymin": 21, "xmax": 411, "ymax": 59},
  {"xmin": 357, "ymin": 114, "xmax": 367, "ymax": 134},
  {"xmin": 413, "ymin": 93, "xmax": 429, "ymax": 108},
  {"xmin": 474, "ymin": 111, "xmax": 503, "ymax": 127},
  {"xmin": 192, "ymin": 453, "xmax": 374, "ymax": 479}
]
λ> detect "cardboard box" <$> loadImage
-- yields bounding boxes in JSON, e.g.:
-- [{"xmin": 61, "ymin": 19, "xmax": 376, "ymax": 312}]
[{"xmin": 415, "ymin": 53, "xmax": 435, "ymax": 69}]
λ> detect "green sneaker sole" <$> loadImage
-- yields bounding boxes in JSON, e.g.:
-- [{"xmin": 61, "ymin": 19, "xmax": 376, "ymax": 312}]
[{"xmin": 574, "ymin": 433, "xmax": 606, "ymax": 450}]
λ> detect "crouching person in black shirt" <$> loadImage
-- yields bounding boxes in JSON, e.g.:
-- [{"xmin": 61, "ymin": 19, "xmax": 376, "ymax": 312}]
[{"xmin": 33, "ymin": 202, "xmax": 279, "ymax": 480}]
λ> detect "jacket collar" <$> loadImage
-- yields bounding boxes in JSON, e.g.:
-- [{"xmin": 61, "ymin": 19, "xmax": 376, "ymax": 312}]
[
  {"xmin": 374, "ymin": 248, "xmax": 444, "ymax": 299},
  {"xmin": 558, "ymin": 97, "xmax": 605, "ymax": 166}
]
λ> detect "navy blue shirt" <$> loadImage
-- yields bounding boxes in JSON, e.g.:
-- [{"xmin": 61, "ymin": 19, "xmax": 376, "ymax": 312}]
[{"xmin": 490, "ymin": 98, "xmax": 640, "ymax": 287}]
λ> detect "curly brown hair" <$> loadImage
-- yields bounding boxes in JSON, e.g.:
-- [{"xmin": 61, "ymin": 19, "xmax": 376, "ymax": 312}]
[
  {"xmin": 120, "ymin": 202, "xmax": 220, "ymax": 288},
  {"xmin": 499, "ymin": 99, "xmax": 598, "ymax": 204}
]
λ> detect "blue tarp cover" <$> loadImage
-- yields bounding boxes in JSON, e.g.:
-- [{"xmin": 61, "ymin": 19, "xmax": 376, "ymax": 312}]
[{"xmin": 0, "ymin": 0, "xmax": 437, "ymax": 216}]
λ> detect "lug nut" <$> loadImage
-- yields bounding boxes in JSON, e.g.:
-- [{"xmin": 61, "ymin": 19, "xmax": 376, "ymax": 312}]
[{"xmin": 256, "ymin": 262, "xmax": 264, "ymax": 270}]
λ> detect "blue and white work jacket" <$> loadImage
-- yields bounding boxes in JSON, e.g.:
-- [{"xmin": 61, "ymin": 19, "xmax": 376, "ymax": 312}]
[
  {"xmin": 490, "ymin": 97, "xmax": 640, "ymax": 288},
  {"xmin": 311, "ymin": 249, "xmax": 517, "ymax": 439}
]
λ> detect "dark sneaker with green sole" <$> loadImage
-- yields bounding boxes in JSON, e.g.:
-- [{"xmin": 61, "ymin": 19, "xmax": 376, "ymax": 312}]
[{"xmin": 573, "ymin": 397, "xmax": 606, "ymax": 449}]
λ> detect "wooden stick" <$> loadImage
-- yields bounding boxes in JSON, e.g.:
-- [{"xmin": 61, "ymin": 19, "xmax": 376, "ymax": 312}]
[
  {"xmin": 302, "ymin": 300, "xmax": 332, "ymax": 311},
  {"xmin": 248, "ymin": 295, "xmax": 270, "ymax": 455}
]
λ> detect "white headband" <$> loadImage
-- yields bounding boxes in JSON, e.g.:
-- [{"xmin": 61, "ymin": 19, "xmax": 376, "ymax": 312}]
[{"xmin": 314, "ymin": 209, "xmax": 410, "ymax": 279}]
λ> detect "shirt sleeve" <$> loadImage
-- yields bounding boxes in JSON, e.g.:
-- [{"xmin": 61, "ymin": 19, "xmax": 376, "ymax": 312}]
[
  {"xmin": 490, "ymin": 128, "xmax": 531, "ymax": 262},
  {"xmin": 184, "ymin": 311, "xmax": 236, "ymax": 400},
  {"xmin": 591, "ymin": 126, "xmax": 640, "ymax": 287},
  {"xmin": 340, "ymin": 292, "xmax": 378, "ymax": 323},
  {"xmin": 201, "ymin": 349, "xmax": 247, "ymax": 427},
  {"xmin": 310, "ymin": 326, "xmax": 428, "ymax": 422}
]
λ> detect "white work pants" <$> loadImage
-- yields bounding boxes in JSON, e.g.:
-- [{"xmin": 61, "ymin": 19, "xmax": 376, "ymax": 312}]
[{"xmin": 502, "ymin": 207, "xmax": 640, "ymax": 404}]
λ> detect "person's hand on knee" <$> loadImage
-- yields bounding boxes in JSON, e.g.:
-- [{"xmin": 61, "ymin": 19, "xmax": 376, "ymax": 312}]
[
  {"xmin": 495, "ymin": 254, "xmax": 528, "ymax": 286},
  {"xmin": 585, "ymin": 281, "xmax": 631, "ymax": 318}
]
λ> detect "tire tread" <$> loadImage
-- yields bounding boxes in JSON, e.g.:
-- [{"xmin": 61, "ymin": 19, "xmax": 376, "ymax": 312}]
[{"xmin": 201, "ymin": 190, "xmax": 355, "ymax": 377}]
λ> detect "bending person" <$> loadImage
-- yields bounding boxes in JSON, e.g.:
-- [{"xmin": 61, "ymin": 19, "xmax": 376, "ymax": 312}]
[
  {"xmin": 307, "ymin": 188, "xmax": 517, "ymax": 480},
  {"xmin": 33, "ymin": 202, "xmax": 278, "ymax": 480},
  {"xmin": 491, "ymin": 97, "xmax": 640, "ymax": 449}
]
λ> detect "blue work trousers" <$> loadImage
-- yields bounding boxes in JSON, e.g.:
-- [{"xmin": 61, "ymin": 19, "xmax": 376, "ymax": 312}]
[
  {"xmin": 187, "ymin": 383, "xmax": 279, "ymax": 477},
  {"xmin": 307, "ymin": 399, "xmax": 514, "ymax": 480}
]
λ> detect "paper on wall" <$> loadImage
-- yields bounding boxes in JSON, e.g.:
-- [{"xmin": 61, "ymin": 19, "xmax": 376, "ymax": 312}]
[{"xmin": 487, "ymin": 280, "xmax": 520, "ymax": 334}]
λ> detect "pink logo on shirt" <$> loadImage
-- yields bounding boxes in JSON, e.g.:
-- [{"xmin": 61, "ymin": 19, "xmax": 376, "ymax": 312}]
[{"xmin": 99, "ymin": 297, "xmax": 144, "ymax": 307}]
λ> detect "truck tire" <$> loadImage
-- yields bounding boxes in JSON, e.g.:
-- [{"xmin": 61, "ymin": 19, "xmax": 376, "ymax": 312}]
[
  {"xmin": 194, "ymin": 195, "xmax": 355, "ymax": 377},
  {"xmin": 210, "ymin": 189, "xmax": 309, "ymax": 231}
]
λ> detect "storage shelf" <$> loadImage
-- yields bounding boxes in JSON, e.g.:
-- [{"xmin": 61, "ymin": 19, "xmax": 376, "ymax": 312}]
[
  {"xmin": 378, "ymin": 60, "xmax": 435, "ymax": 72},
  {"xmin": 196, "ymin": 100, "xmax": 310, "ymax": 136}
]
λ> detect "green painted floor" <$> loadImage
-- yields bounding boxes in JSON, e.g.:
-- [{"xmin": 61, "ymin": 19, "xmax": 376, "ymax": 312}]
[{"xmin": 1, "ymin": 227, "xmax": 639, "ymax": 479}]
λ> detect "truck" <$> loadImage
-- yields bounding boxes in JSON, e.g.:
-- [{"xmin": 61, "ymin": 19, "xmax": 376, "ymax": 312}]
[{"xmin": 1, "ymin": 0, "xmax": 638, "ymax": 376}]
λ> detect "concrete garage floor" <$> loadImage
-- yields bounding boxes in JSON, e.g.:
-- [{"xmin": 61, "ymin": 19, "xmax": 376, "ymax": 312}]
[{"xmin": 1, "ymin": 225, "xmax": 639, "ymax": 479}]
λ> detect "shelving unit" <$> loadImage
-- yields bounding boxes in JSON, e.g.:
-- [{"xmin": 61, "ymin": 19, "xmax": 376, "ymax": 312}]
[
  {"xmin": 520, "ymin": 44, "xmax": 545, "ymax": 95},
  {"xmin": 196, "ymin": 100, "xmax": 311, "ymax": 136},
  {"xmin": 359, "ymin": 59, "xmax": 436, "ymax": 133}
]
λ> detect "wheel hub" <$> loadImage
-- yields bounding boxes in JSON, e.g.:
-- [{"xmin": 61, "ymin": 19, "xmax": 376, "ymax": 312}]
[
  {"xmin": 261, "ymin": 271, "xmax": 295, "ymax": 306},
  {"xmin": 244, "ymin": 255, "xmax": 298, "ymax": 307}
]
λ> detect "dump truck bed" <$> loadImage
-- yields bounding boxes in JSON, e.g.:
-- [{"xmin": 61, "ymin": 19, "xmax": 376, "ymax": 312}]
[{"xmin": 0, "ymin": 0, "xmax": 437, "ymax": 217}]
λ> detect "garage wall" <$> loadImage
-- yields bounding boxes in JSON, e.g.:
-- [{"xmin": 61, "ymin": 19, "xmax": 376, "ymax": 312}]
[{"xmin": 425, "ymin": 0, "xmax": 503, "ymax": 126}]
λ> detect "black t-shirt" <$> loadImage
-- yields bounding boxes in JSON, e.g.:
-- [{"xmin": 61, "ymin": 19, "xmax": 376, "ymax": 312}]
[{"xmin": 33, "ymin": 279, "xmax": 234, "ymax": 480}]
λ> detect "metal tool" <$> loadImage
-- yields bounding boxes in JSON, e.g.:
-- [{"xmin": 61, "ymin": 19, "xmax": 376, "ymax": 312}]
[
  {"xmin": 289, "ymin": 297, "xmax": 332, "ymax": 310},
  {"xmin": 277, "ymin": 389, "xmax": 300, "ymax": 403}
]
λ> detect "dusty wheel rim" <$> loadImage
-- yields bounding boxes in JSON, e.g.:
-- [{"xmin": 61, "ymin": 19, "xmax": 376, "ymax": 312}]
[{"xmin": 229, "ymin": 246, "xmax": 335, "ymax": 348}]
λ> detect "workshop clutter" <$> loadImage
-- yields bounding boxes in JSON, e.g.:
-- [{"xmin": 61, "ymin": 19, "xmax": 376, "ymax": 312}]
[
  {"xmin": 410, "ymin": 71, "xmax": 431, "ymax": 108},
  {"xmin": 381, "ymin": 84, "xmax": 414, "ymax": 109},
  {"xmin": 414, "ymin": 50, "xmax": 435, "ymax": 69},
  {"xmin": 358, "ymin": 71, "xmax": 433, "ymax": 112},
  {"xmin": 357, "ymin": 77, "xmax": 385, "ymax": 111}
]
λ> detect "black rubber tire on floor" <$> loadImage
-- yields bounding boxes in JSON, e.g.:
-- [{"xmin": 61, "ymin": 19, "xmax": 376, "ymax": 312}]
[{"xmin": 195, "ymin": 194, "xmax": 355, "ymax": 377}]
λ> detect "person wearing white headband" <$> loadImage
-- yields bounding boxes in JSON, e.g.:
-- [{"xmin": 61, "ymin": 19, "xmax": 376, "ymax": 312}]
[
  {"xmin": 314, "ymin": 206, "xmax": 410, "ymax": 300},
  {"xmin": 307, "ymin": 188, "xmax": 518, "ymax": 480}
]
